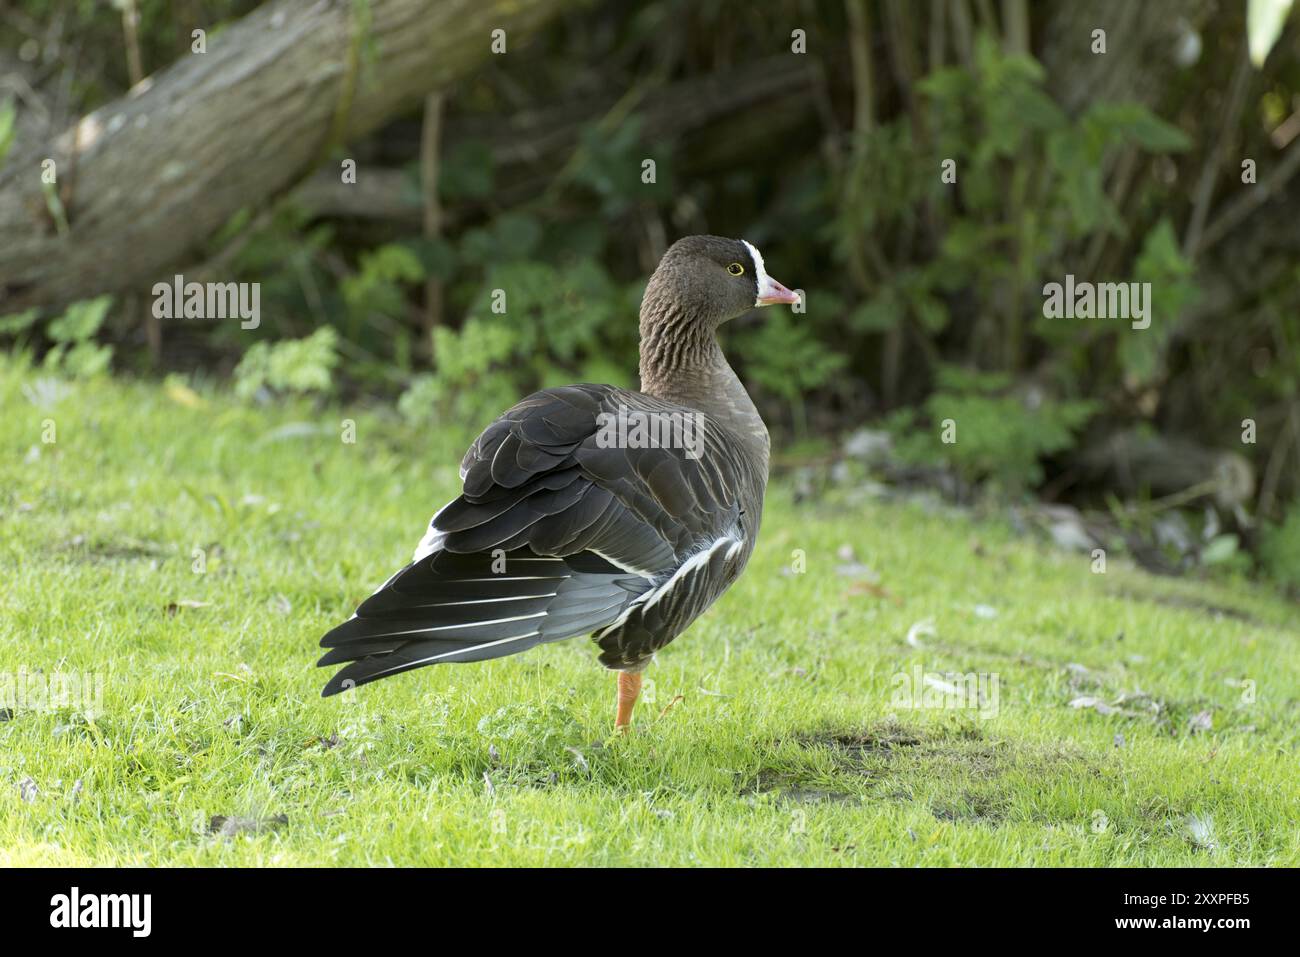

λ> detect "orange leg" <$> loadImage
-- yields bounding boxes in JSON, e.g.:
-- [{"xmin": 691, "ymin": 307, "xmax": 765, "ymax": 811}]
[{"xmin": 615, "ymin": 672, "xmax": 643, "ymax": 732}]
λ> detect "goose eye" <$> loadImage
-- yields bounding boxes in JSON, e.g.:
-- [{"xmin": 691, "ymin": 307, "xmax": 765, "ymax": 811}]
[{"xmin": 727, "ymin": 263, "xmax": 745, "ymax": 276}]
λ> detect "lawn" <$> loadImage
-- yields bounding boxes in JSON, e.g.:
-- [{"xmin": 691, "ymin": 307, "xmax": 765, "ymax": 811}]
[{"xmin": 2, "ymin": 359, "xmax": 1297, "ymax": 866}]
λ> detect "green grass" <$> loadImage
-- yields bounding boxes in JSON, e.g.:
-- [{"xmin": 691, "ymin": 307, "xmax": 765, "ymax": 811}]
[{"xmin": 2, "ymin": 358, "xmax": 1298, "ymax": 866}]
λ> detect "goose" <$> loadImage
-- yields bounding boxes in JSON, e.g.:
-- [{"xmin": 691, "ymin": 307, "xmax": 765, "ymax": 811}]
[{"xmin": 317, "ymin": 235, "xmax": 799, "ymax": 730}]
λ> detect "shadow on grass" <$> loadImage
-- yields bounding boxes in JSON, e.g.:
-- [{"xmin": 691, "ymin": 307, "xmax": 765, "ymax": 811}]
[{"xmin": 748, "ymin": 719, "xmax": 1099, "ymax": 826}]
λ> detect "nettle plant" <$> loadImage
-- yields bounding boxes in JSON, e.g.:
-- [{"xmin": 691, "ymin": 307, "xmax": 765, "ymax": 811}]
[
  {"xmin": 925, "ymin": 33, "xmax": 1194, "ymax": 370},
  {"xmin": 831, "ymin": 34, "xmax": 1194, "ymax": 491},
  {"xmin": 233, "ymin": 327, "xmax": 339, "ymax": 402},
  {"xmin": 340, "ymin": 241, "xmax": 427, "ymax": 372},
  {"xmin": 0, "ymin": 296, "xmax": 115, "ymax": 378},
  {"xmin": 735, "ymin": 309, "xmax": 846, "ymax": 439},
  {"xmin": 1261, "ymin": 506, "xmax": 1300, "ymax": 593},
  {"xmin": 888, "ymin": 365, "xmax": 1096, "ymax": 494},
  {"xmin": 399, "ymin": 213, "xmax": 640, "ymax": 427}
]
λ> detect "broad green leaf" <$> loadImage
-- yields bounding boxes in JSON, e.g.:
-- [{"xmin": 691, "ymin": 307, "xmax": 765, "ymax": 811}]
[
  {"xmin": 1201, "ymin": 534, "xmax": 1240, "ymax": 565},
  {"xmin": 1248, "ymin": 0, "xmax": 1295, "ymax": 67},
  {"xmin": 849, "ymin": 289, "xmax": 900, "ymax": 333},
  {"xmin": 48, "ymin": 296, "xmax": 112, "ymax": 343},
  {"xmin": 0, "ymin": 98, "xmax": 15, "ymax": 165},
  {"xmin": 0, "ymin": 308, "xmax": 40, "ymax": 335},
  {"xmin": 1085, "ymin": 102, "xmax": 1192, "ymax": 152}
]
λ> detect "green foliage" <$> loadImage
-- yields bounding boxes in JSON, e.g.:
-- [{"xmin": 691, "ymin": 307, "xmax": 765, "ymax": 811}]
[
  {"xmin": 395, "ymin": 373, "xmax": 442, "ymax": 425},
  {"xmin": 1201, "ymin": 533, "xmax": 1242, "ymax": 567},
  {"xmin": 338, "ymin": 242, "xmax": 426, "ymax": 374},
  {"xmin": 395, "ymin": 237, "xmax": 636, "ymax": 426},
  {"xmin": 397, "ymin": 319, "xmax": 520, "ymax": 426},
  {"xmin": 233, "ymin": 328, "xmax": 339, "ymax": 401},
  {"xmin": 569, "ymin": 117, "xmax": 673, "ymax": 216},
  {"xmin": 1082, "ymin": 102, "xmax": 1193, "ymax": 153},
  {"xmin": 839, "ymin": 33, "xmax": 1196, "ymax": 389},
  {"xmin": 47, "ymin": 342, "xmax": 113, "ymax": 379},
  {"xmin": 0, "ymin": 97, "xmax": 15, "ymax": 165},
  {"xmin": 1248, "ymin": 0, "xmax": 1296, "ymax": 66},
  {"xmin": 889, "ymin": 366, "xmax": 1097, "ymax": 491},
  {"xmin": 397, "ymin": 257, "xmax": 633, "ymax": 427},
  {"xmin": 1117, "ymin": 218, "xmax": 1196, "ymax": 385},
  {"xmin": 484, "ymin": 258, "xmax": 620, "ymax": 359},
  {"xmin": 0, "ymin": 308, "xmax": 41, "ymax": 336},
  {"xmin": 4, "ymin": 0, "xmax": 1296, "ymax": 544},
  {"xmin": 433, "ymin": 316, "xmax": 518, "ymax": 382},
  {"xmin": 439, "ymin": 140, "xmax": 494, "ymax": 201},
  {"xmin": 736, "ymin": 309, "xmax": 846, "ymax": 433},
  {"xmin": 341, "ymin": 243, "xmax": 425, "ymax": 318},
  {"xmin": 41, "ymin": 297, "xmax": 114, "ymax": 378},
  {"xmin": 1260, "ymin": 506, "xmax": 1300, "ymax": 589},
  {"xmin": 48, "ymin": 296, "xmax": 111, "ymax": 342},
  {"xmin": 458, "ymin": 212, "xmax": 543, "ymax": 265}
]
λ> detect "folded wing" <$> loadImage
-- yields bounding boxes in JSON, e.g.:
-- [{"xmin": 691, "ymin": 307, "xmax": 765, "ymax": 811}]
[{"xmin": 318, "ymin": 384, "xmax": 760, "ymax": 695}]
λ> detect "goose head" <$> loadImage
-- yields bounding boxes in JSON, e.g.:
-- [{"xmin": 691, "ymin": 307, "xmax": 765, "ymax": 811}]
[{"xmin": 641, "ymin": 235, "xmax": 799, "ymax": 329}]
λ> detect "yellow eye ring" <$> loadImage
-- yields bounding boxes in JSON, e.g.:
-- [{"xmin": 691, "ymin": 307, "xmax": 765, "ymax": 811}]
[{"xmin": 727, "ymin": 263, "xmax": 745, "ymax": 276}]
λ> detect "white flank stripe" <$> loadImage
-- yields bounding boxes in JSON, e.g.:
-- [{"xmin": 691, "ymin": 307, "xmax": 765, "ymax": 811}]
[
  {"xmin": 595, "ymin": 605, "xmax": 637, "ymax": 638},
  {"xmin": 594, "ymin": 536, "xmax": 741, "ymax": 638},
  {"xmin": 642, "ymin": 537, "xmax": 737, "ymax": 613}
]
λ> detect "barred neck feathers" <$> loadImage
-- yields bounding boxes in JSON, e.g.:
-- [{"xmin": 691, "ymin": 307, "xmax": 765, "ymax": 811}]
[
  {"xmin": 634, "ymin": 235, "xmax": 797, "ymax": 468},
  {"xmin": 637, "ymin": 290, "xmax": 722, "ymax": 389}
]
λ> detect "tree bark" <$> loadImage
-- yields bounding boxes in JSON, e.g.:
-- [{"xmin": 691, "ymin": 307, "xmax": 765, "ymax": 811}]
[{"xmin": 0, "ymin": 0, "xmax": 575, "ymax": 314}]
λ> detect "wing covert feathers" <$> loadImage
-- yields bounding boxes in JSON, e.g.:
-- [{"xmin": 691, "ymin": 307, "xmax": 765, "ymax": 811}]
[{"xmin": 318, "ymin": 384, "xmax": 763, "ymax": 694}]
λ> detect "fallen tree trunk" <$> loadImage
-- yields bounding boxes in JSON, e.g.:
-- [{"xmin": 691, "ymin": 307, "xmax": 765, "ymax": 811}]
[
  {"xmin": 1072, "ymin": 429, "xmax": 1255, "ymax": 510},
  {"xmin": 0, "ymin": 0, "xmax": 574, "ymax": 314}
]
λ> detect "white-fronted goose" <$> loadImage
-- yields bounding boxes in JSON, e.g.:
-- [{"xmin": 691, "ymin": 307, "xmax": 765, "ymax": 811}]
[{"xmin": 318, "ymin": 235, "xmax": 799, "ymax": 729}]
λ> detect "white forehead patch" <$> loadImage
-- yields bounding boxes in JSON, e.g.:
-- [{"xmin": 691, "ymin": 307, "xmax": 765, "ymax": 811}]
[{"xmin": 741, "ymin": 240, "xmax": 771, "ymax": 306}]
